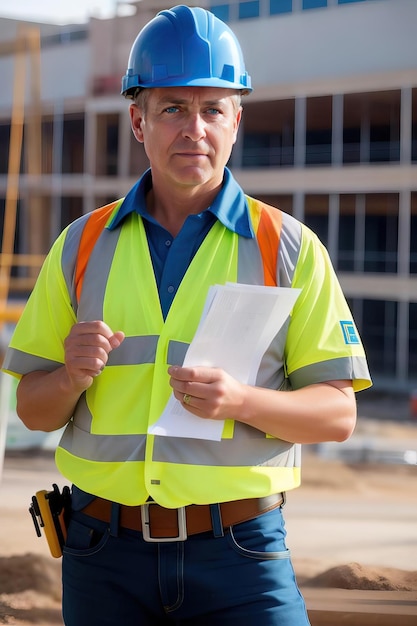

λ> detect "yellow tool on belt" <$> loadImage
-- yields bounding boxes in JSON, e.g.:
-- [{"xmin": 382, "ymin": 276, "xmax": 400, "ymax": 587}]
[{"xmin": 29, "ymin": 483, "xmax": 71, "ymax": 558}]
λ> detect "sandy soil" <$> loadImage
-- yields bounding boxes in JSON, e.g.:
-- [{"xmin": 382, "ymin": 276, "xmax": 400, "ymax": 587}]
[{"xmin": 1, "ymin": 413, "xmax": 416, "ymax": 625}]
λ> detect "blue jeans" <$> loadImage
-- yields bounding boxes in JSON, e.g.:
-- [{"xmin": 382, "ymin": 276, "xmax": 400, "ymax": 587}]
[{"xmin": 62, "ymin": 504, "xmax": 310, "ymax": 625}]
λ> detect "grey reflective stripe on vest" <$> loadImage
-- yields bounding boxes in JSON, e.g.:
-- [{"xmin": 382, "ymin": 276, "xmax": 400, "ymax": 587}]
[
  {"xmin": 290, "ymin": 355, "xmax": 369, "ymax": 391},
  {"xmin": 59, "ymin": 208, "xmax": 304, "ymax": 469},
  {"xmin": 153, "ymin": 422, "xmax": 301, "ymax": 467},
  {"xmin": 167, "ymin": 340, "xmax": 189, "ymax": 367},
  {"xmin": 237, "ymin": 235, "xmax": 264, "ymax": 284},
  {"xmin": 61, "ymin": 214, "xmax": 90, "ymax": 314},
  {"xmin": 108, "ymin": 336, "xmax": 158, "ymax": 366},
  {"xmin": 79, "ymin": 228, "xmax": 121, "ymax": 321},
  {"xmin": 278, "ymin": 211, "xmax": 302, "ymax": 288},
  {"xmin": 60, "ymin": 420, "xmax": 147, "ymax": 462},
  {"xmin": 2, "ymin": 347, "xmax": 62, "ymax": 376}
]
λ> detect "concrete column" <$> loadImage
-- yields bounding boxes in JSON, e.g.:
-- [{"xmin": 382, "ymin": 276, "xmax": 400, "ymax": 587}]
[
  {"xmin": 50, "ymin": 100, "xmax": 64, "ymax": 242},
  {"xmin": 84, "ymin": 107, "xmax": 97, "ymax": 177},
  {"xmin": 398, "ymin": 189, "xmax": 411, "ymax": 276},
  {"xmin": 332, "ymin": 94, "xmax": 344, "ymax": 166},
  {"xmin": 400, "ymin": 86, "xmax": 412, "ymax": 164},
  {"xmin": 294, "ymin": 96, "xmax": 306, "ymax": 168},
  {"xmin": 83, "ymin": 107, "xmax": 97, "ymax": 215},
  {"xmin": 293, "ymin": 191, "xmax": 305, "ymax": 222}
]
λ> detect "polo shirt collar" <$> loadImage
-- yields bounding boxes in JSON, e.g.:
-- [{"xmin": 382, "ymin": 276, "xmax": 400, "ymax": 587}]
[{"xmin": 107, "ymin": 168, "xmax": 254, "ymax": 238}]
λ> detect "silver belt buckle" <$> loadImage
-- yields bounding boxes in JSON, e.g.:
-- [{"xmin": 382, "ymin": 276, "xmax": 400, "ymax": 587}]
[{"xmin": 140, "ymin": 502, "xmax": 187, "ymax": 542}]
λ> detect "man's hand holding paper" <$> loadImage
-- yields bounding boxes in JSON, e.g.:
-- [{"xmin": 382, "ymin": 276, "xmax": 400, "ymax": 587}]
[{"xmin": 148, "ymin": 284, "xmax": 300, "ymax": 441}]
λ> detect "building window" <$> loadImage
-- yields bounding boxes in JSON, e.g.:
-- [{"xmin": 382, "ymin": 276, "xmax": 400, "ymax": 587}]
[
  {"xmin": 60, "ymin": 197, "xmax": 83, "ymax": 230},
  {"xmin": 62, "ymin": 116, "xmax": 85, "ymax": 174},
  {"xmin": 305, "ymin": 129, "xmax": 332, "ymax": 165},
  {"xmin": 242, "ymin": 132, "xmax": 293, "ymax": 167},
  {"xmin": 241, "ymin": 99, "xmax": 295, "ymax": 168},
  {"xmin": 96, "ymin": 114, "xmax": 119, "ymax": 177},
  {"xmin": 41, "ymin": 28, "xmax": 88, "ymax": 48},
  {"xmin": 370, "ymin": 125, "xmax": 400, "ymax": 162},
  {"xmin": 364, "ymin": 194, "xmax": 398, "ymax": 274},
  {"xmin": 361, "ymin": 299, "xmax": 397, "ymax": 378},
  {"xmin": 343, "ymin": 91, "xmax": 401, "ymax": 164},
  {"xmin": 338, "ymin": 0, "xmax": 367, "ymax": 4},
  {"xmin": 209, "ymin": 4, "xmax": 230, "ymax": 22},
  {"xmin": 339, "ymin": 194, "xmax": 400, "ymax": 274},
  {"xmin": 239, "ymin": 1, "xmax": 260, "ymax": 19},
  {"xmin": 304, "ymin": 195, "xmax": 329, "ymax": 246},
  {"xmin": 338, "ymin": 195, "xmax": 356, "ymax": 271},
  {"xmin": 270, "ymin": 0, "xmax": 292, "ymax": 15},
  {"xmin": 302, "ymin": 0, "xmax": 327, "ymax": 10},
  {"xmin": 343, "ymin": 127, "xmax": 362, "ymax": 164},
  {"xmin": 305, "ymin": 96, "xmax": 332, "ymax": 166}
]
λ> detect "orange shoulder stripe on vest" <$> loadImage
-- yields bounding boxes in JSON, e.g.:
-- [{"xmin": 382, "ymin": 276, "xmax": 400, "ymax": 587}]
[
  {"xmin": 75, "ymin": 201, "xmax": 121, "ymax": 303},
  {"xmin": 255, "ymin": 202, "xmax": 283, "ymax": 287}
]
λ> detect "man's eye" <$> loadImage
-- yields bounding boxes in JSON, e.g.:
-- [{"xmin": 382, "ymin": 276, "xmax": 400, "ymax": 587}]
[
  {"xmin": 164, "ymin": 106, "xmax": 179, "ymax": 114},
  {"xmin": 206, "ymin": 108, "xmax": 220, "ymax": 115}
]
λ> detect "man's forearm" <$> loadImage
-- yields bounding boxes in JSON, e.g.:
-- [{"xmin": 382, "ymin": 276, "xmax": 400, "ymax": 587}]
[
  {"xmin": 239, "ymin": 380, "xmax": 356, "ymax": 444},
  {"xmin": 16, "ymin": 368, "xmax": 83, "ymax": 432}
]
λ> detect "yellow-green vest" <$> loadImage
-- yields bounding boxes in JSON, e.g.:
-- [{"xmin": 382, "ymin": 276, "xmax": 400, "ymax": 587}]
[{"xmin": 56, "ymin": 196, "xmax": 301, "ymax": 506}]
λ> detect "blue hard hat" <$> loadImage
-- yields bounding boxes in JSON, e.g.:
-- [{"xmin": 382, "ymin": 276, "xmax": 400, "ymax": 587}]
[{"xmin": 121, "ymin": 4, "xmax": 252, "ymax": 97}]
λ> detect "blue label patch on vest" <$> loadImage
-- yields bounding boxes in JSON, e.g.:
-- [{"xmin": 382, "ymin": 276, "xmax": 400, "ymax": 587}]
[{"xmin": 340, "ymin": 320, "xmax": 360, "ymax": 345}]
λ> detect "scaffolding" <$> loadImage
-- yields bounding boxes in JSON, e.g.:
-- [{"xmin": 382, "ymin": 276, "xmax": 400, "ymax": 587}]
[
  {"xmin": 0, "ymin": 25, "xmax": 44, "ymax": 327},
  {"xmin": 0, "ymin": 26, "xmax": 44, "ymax": 480}
]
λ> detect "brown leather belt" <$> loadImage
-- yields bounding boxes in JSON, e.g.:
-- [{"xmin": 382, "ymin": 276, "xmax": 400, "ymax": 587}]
[{"xmin": 81, "ymin": 493, "xmax": 284, "ymax": 542}]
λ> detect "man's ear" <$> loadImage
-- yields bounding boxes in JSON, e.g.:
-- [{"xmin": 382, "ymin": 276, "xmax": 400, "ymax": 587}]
[{"xmin": 129, "ymin": 104, "xmax": 144, "ymax": 143}]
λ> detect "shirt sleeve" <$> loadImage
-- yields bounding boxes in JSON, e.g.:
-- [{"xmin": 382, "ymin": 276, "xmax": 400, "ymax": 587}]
[
  {"xmin": 285, "ymin": 224, "xmax": 372, "ymax": 392},
  {"xmin": 2, "ymin": 228, "xmax": 76, "ymax": 378}
]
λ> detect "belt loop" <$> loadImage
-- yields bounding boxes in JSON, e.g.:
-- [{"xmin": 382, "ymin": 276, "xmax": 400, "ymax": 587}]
[
  {"xmin": 209, "ymin": 504, "xmax": 224, "ymax": 538},
  {"xmin": 110, "ymin": 502, "xmax": 120, "ymax": 537}
]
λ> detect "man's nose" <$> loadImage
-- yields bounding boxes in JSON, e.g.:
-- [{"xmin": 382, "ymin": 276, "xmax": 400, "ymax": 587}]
[{"xmin": 182, "ymin": 114, "xmax": 206, "ymax": 141}]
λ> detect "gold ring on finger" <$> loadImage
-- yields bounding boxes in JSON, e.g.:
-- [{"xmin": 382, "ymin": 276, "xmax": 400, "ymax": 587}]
[{"xmin": 183, "ymin": 393, "xmax": 192, "ymax": 405}]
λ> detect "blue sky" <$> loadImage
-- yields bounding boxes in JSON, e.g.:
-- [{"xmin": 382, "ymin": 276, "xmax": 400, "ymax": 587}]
[{"xmin": 0, "ymin": 0, "xmax": 135, "ymax": 24}]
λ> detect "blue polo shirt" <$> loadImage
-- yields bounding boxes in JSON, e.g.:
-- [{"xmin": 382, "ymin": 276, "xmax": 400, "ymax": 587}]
[{"xmin": 109, "ymin": 168, "xmax": 253, "ymax": 318}]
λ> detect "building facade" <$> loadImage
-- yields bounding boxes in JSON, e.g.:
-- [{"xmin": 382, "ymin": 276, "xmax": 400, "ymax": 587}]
[{"xmin": 0, "ymin": 0, "xmax": 416, "ymax": 391}]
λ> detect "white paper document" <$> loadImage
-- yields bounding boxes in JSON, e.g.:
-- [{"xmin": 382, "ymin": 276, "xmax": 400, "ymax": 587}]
[{"xmin": 148, "ymin": 284, "xmax": 300, "ymax": 441}]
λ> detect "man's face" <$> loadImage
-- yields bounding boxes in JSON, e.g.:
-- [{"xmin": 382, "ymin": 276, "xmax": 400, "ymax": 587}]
[{"xmin": 130, "ymin": 86, "xmax": 242, "ymax": 192}]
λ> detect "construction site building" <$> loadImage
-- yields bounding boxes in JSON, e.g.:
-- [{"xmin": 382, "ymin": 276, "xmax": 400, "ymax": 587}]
[{"xmin": 0, "ymin": 0, "xmax": 416, "ymax": 392}]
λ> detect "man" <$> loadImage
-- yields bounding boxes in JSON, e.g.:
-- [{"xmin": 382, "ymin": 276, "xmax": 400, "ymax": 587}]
[{"xmin": 3, "ymin": 5, "xmax": 371, "ymax": 625}]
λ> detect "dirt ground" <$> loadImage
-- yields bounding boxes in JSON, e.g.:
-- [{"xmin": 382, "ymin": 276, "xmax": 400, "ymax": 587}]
[{"xmin": 1, "ymin": 409, "xmax": 416, "ymax": 625}]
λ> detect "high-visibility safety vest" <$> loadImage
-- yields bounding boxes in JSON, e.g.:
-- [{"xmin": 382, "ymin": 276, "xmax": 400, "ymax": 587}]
[{"xmin": 3, "ymin": 196, "xmax": 371, "ymax": 507}]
